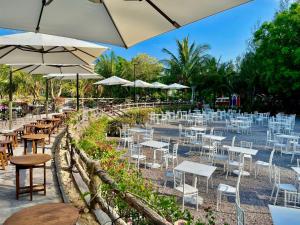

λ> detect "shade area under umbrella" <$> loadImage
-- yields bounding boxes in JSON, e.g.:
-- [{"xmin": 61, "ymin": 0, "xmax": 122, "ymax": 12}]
[
  {"xmin": 44, "ymin": 73, "xmax": 102, "ymax": 111},
  {"xmin": 0, "ymin": 32, "xmax": 107, "ymax": 129},
  {"xmin": 94, "ymin": 76, "xmax": 131, "ymax": 86},
  {"xmin": 0, "ymin": 0, "xmax": 251, "ymax": 48}
]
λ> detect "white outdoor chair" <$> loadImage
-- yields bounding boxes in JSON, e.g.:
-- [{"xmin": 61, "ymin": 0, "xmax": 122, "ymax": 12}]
[
  {"xmin": 154, "ymin": 136, "xmax": 170, "ymax": 161},
  {"xmin": 163, "ymin": 143, "xmax": 179, "ymax": 169},
  {"xmin": 291, "ymin": 141, "xmax": 300, "ymax": 163},
  {"xmin": 118, "ymin": 128, "xmax": 133, "ymax": 149},
  {"xmin": 129, "ymin": 143, "xmax": 147, "ymax": 169},
  {"xmin": 225, "ymin": 119, "xmax": 235, "ymax": 133},
  {"xmin": 226, "ymin": 151, "xmax": 244, "ymax": 179},
  {"xmin": 265, "ymin": 130, "xmax": 278, "ymax": 149},
  {"xmin": 189, "ymin": 132, "xmax": 203, "ymax": 154},
  {"xmin": 274, "ymin": 135, "xmax": 288, "ymax": 156},
  {"xmin": 211, "ymin": 142, "xmax": 228, "ymax": 171},
  {"xmin": 240, "ymin": 141, "xmax": 253, "ymax": 172},
  {"xmin": 270, "ymin": 166, "xmax": 297, "ymax": 204},
  {"xmin": 142, "ymin": 129, "xmax": 154, "ymax": 141},
  {"xmin": 284, "ymin": 190, "xmax": 300, "ymax": 208},
  {"xmin": 255, "ymin": 148, "xmax": 275, "ymax": 182},
  {"xmin": 217, "ymin": 164, "xmax": 243, "ymax": 210},
  {"xmin": 174, "ymin": 170, "xmax": 199, "ymax": 211}
]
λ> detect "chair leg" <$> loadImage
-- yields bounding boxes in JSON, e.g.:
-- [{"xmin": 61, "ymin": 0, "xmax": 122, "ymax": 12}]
[
  {"xmin": 270, "ymin": 185, "xmax": 275, "ymax": 201},
  {"xmin": 274, "ymin": 188, "xmax": 280, "ymax": 205}
]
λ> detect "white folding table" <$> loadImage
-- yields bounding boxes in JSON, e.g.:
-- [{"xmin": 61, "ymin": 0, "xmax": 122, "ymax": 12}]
[
  {"xmin": 268, "ymin": 205, "xmax": 300, "ymax": 225},
  {"xmin": 140, "ymin": 140, "xmax": 169, "ymax": 168},
  {"xmin": 174, "ymin": 160, "xmax": 217, "ymax": 193}
]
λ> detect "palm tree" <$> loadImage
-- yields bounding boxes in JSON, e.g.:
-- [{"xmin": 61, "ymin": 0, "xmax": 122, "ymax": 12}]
[{"xmin": 161, "ymin": 37, "xmax": 210, "ymax": 86}]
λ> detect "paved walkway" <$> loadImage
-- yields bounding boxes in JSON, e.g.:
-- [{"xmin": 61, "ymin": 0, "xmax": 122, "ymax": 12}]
[{"xmin": 0, "ymin": 127, "xmax": 63, "ymax": 224}]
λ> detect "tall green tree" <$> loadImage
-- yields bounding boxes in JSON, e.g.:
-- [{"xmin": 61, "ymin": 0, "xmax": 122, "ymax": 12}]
[{"xmin": 162, "ymin": 37, "xmax": 210, "ymax": 86}]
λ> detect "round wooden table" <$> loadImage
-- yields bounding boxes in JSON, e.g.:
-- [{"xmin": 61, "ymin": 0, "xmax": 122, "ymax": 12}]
[
  {"xmin": 3, "ymin": 203, "xmax": 79, "ymax": 225},
  {"xmin": 10, "ymin": 154, "xmax": 51, "ymax": 200},
  {"xmin": 22, "ymin": 134, "xmax": 48, "ymax": 154}
]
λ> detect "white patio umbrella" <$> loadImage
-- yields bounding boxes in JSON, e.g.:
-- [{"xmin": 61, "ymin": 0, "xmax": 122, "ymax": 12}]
[
  {"xmin": 0, "ymin": 0, "xmax": 251, "ymax": 48},
  {"xmin": 123, "ymin": 80, "xmax": 153, "ymax": 88},
  {"xmin": 123, "ymin": 80, "xmax": 153, "ymax": 102},
  {"xmin": 44, "ymin": 73, "xmax": 102, "ymax": 111},
  {"xmin": 0, "ymin": 32, "xmax": 107, "ymax": 129},
  {"xmin": 167, "ymin": 83, "xmax": 190, "ymax": 90},
  {"xmin": 93, "ymin": 76, "xmax": 131, "ymax": 86},
  {"xmin": 151, "ymin": 82, "xmax": 168, "ymax": 89}
]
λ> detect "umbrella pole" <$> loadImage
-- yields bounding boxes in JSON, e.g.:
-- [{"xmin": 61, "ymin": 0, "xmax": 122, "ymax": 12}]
[
  {"xmin": 76, "ymin": 73, "xmax": 79, "ymax": 111},
  {"xmin": 45, "ymin": 79, "xmax": 49, "ymax": 118},
  {"xmin": 8, "ymin": 67, "xmax": 13, "ymax": 130}
]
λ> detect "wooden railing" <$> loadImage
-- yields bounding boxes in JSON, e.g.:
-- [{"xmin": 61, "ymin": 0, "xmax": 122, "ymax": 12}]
[{"xmin": 63, "ymin": 123, "xmax": 172, "ymax": 225}]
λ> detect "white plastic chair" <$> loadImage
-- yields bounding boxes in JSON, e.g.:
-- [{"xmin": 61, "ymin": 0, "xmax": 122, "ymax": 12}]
[
  {"xmin": 240, "ymin": 141, "xmax": 253, "ymax": 172},
  {"xmin": 174, "ymin": 170, "xmax": 199, "ymax": 211},
  {"xmin": 129, "ymin": 143, "xmax": 147, "ymax": 169},
  {"xmin": 255, "ymin": 148, "xmax": 275, "ymax": 182},
  {"xmin": 270, "ymin": 166, "xmax": 297, "ymax": 204},
  {"xmin": 217, "ymin": 164, "xmax": 243, "ymax": 210},
  {"xmin": 284, "ymin": 190, "xmax": 300, "ymax": 208},
  {"xmin": 163, "ymin": 143, "xmax": 179, "ymax": 169}
]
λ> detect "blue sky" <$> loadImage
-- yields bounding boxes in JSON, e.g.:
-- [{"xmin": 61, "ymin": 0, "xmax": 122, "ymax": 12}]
[{"xmin": 0, "ymin": 0, "xmax": 281, "ymax": 62}]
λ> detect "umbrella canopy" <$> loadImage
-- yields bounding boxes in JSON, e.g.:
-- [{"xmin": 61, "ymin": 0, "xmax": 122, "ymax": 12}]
[
  {"xmin": 151, "ymin": 82, "xmax": 168, "ymax": 89},
  {"xmin": 9, "ymin": 64, "xmax": 94, "ymax": 74},
  {"xmin": 44, "ymin": 73, "xmax": 101, "ymax": 80},
  {"xmin": 0, "ymin": 1, "xmax": 251, "ymax": 48},
  {"xmin": 123, "ymin": 80, "xmax": 153, "ymax": 88},
  {"xmin": 94, "ymin": 76, "xmax": 131, "ymax": 86},
  {"xmin": 0, "ymin": 32, "xmax": 108, "ymax": 64},
  {"xmin": 167, "ymin": 83, "xmax": 190, "ymax": 90}
]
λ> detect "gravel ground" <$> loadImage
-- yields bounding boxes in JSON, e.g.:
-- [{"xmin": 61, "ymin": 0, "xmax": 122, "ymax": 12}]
[{"xmin": 134, "ymin": 118, "xmax": 300, "ymax": 225}]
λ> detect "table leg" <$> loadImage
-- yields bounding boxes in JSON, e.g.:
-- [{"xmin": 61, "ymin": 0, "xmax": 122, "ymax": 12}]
[
  {"xmin": 206, "ymin": 177, "xmax": 209, "ymax": 193},
  {"xmin": 44, "ymin": 163, "xmax": 46, "ymax": 195},
  {"xmin": 16, "ymin": 166, "xmax": 19, "ymax": 199},
  {"xmin": 24, "ymin": 139, "xmax": 27, "ymax": 155},
  {"xmin": 29, "ymin": 167, "xmax": 33, "ymax": 201}
]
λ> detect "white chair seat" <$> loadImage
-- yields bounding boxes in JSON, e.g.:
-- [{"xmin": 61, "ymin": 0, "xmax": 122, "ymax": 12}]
[
  {"xmin": 175, "ymin": 184, "xmax": 198, "ymax": 195},
  {"xmin": 277, "ymin": 183, "xmax": 297, "ymax": 192},
  {"xmin": 214, "ymin": 154, "xmax": 228, "ymax": 161},
  {"xmin": 163, "ymin": 154, "xmax": 177, "ymax": 160},
  {"xmin": 255, "ymin": 161, "xmax": 269, "ymax": 166},
  {"xmin": 244, "ymin": 154, "xmax": 252, "ymax": 159},
  {"xmin": 131, "ymin": 154, "xmax": 146, "ymax": 160},
  {"xmin": 275, "ymin": 143, "xmax": 287, "ymax": 148},
  {"xmin": 218, "ymin": 183, "xmax": 236, "ymax": 194},
  {"xmin": 155, "ymin": 147, "xmax": 168, "ymax": 153},
  {"xmin": 202, "ymin": 145, "xmax": 214, "ymax": 150},
  {"xmin": 228, "ymin": 160, "xmax": 241, "ymax": 167}
]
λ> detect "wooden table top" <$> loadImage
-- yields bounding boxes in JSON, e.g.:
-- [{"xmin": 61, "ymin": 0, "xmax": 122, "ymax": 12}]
[
  {"xmin": 10, "ymin": 154, "xmax": 51, "ymax": 166},
  {"xmin": 22, "ymin": 134, "xmax": 48, "ymax": 140},
  {"xmin": 34, "ymin": 124, "xmax": 52, "ymax": 129},
  {"xmin": 3, "ymin": 203, "xmax": 79, "ymax": 225},
  {"xmin": 43, "ymin": 118, "xmax": 61, "ymax": 122}
]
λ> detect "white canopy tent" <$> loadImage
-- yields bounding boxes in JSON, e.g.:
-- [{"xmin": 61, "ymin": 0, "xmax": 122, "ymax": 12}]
[
  {"xmin": 0, "ymin": 0, "xmax": 251, "ymax": 48},
  {"xmin": 93, "ymin": 76, "xmax": 131, "ymax": 86},
  {"xmin": 0, "ymin": 32, "xmax": 108, "ymax": 129},
  {"xmin": 44, "ymin": 73, "xmax": 102, "ymax": 111}
]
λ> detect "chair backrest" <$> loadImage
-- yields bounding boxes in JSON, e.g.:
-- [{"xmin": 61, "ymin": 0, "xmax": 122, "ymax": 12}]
[
  {"xmin": 172, "ymin": 143, "xmax": 179, "ymax": 157},
  {"xmin": 178, "ymin": 124, "xmax": 182, "ymax": 134},
  {"xmin": 210, "ymin": 128, "xmax": 214, "ymax": 135},
  {"xmin": 273, "ymin": 166, "xmax": 281, "ymax": 185},
  {"xmin": 129, "ymin": 143, "xmax": 141, "ymax": 156},
  {"xmin": 240, "ymin": 141, "xmax": 253, "ymax": 149},
  {"xmin": 269, "ymin": 148, "xmax": 275, "ymax": 165},
  {"xmin": 214, "ymin": 131, "xmax": 223, "ymax": 136},
  {"xmin": 284, "ymin": 190, "xmax": 300, "ymax": 208},
  {"xmin": 161, "ymin": 137, "xmax": 170, "ymax": 150},
  {"xmin": 173, "ymin": 170, "xmax": 183, "ymax": 188},
  {"xmin": 235, "ymin": 200, "xmax": 245, "ymax": 225},
  {"xmin": 232, "ymin": 136, "xmax": 236, "ymax": 147}
]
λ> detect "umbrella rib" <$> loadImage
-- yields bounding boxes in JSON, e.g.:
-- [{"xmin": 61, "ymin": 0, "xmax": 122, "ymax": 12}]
[
  {"xmin": 0, "ymin": 46, "xmax": 17, "ymax": 60},
  {"xmin": 12, "ymin": 64, "xmax": 34, "ymax": 73},
  {"xmin": 145, "ymin": 0, "xmax": 180, "ymax": 28},
  {"xmin": 28, "ymin": 65, "xmax": 41, "ymax": 74},
  {"xmin": 62, "ymin": 46, "xmax": 90, "ymax": 65},
  {"xmin": 74, "ymin": 47, "xmax": 99, "ymax": 59},
  {"xmin": 101, "ymin": 0, "xmax": 128, "ymax": 48}
]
